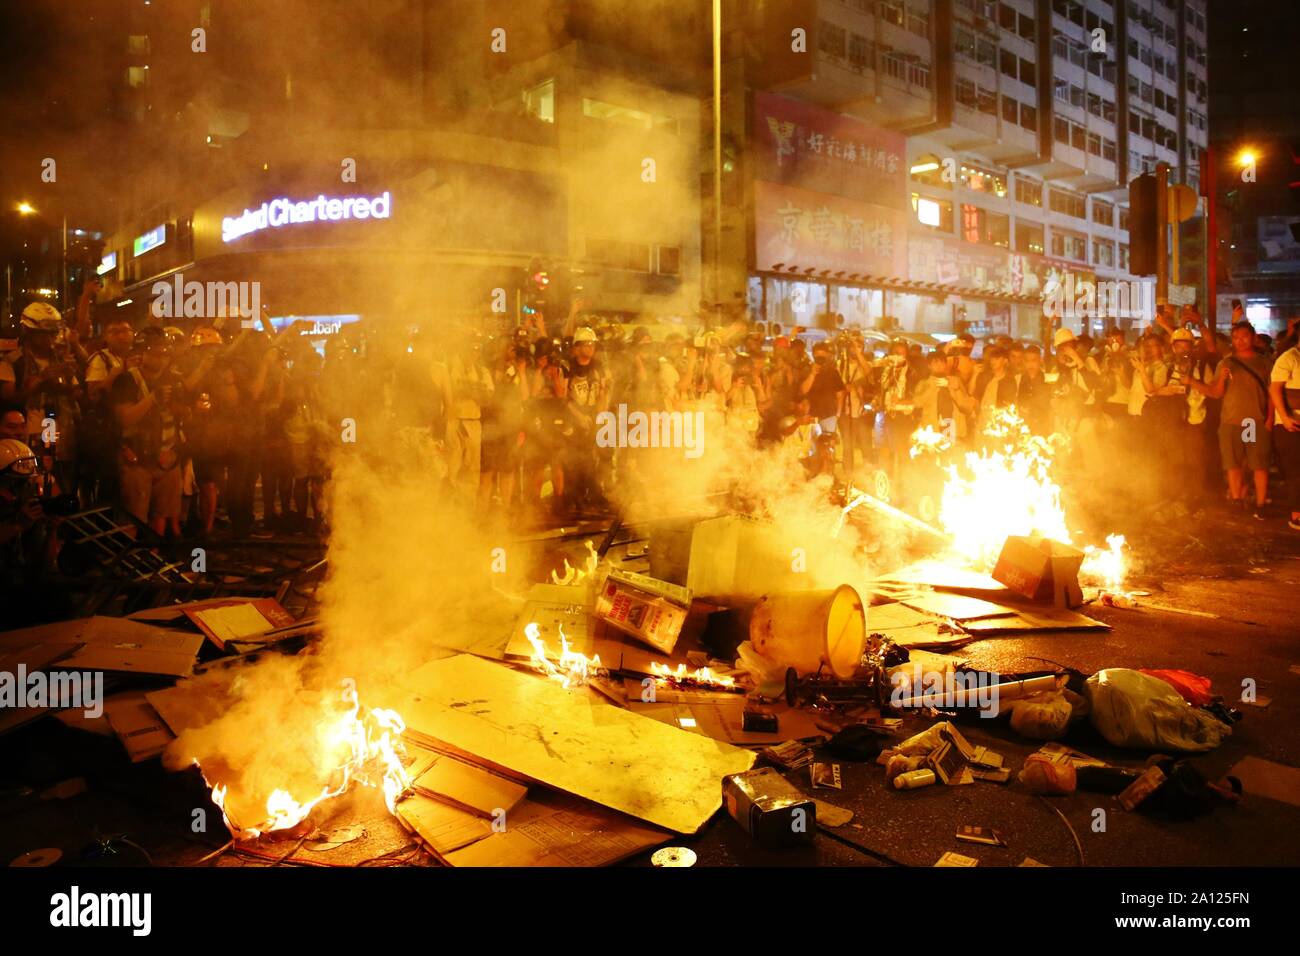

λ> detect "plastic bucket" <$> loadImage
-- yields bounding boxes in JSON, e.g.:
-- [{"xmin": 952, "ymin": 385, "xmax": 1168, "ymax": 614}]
[{"xmin": 749, "ymin": 584, "xmax": 866, "ymax": 679}]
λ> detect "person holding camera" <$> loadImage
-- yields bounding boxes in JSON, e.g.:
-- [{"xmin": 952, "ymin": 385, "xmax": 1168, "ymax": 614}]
[
  {"xmin": 111, "ymin": 326, "xmax": 186, "ymax": 536},
  {"xmin": 800, "ymin": 341, "xmax": 845, "ymax": 451}
]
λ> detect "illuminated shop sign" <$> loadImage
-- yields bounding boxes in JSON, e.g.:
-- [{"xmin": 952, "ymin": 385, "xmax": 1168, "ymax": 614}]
[
  {"xmin": 222, "ymin": 192, "xmax": 392, "ymax": 243},
  {"xmin": 133, "ymin": 225, "xmax": 167, "ymax": 256},
  {"xmin": 97, "ymin": 252, "xmax": 117, "ymax": 275}
]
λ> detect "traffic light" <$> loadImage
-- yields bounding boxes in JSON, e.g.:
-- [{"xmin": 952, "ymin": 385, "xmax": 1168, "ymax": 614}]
[{"xmin": 1128, "ymin": 174, "xmax": 1159, "ymax": 276}]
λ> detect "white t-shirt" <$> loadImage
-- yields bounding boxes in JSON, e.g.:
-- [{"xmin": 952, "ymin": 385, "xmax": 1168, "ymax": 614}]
[{"xmin": 1271, "ymin": 347, "xmax": 1300, "ymax": 425}]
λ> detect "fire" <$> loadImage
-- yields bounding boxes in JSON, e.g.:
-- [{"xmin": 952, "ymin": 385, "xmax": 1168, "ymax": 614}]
[
  {"xmin": 929, "ymin": 408, "xmax": 1071, "ymax": 568},
  {"xmin": 649, "ymin": 661, "xmax": 738, "ymax": 691},
  {"xmin": 524, "ymin": 621, "xmax": 601, "ymax": 689},
  {"xmin": 909, "ymin": 425, "xmax": 952, "ymax": 459},
  {"xmin": 908, "ymin": 408, "xmax": 1132, "ymax": 587},
  {"xmin": 551, "ymin": 540, "xmax": 599, "ymax": 585},
  {"xmin": 1082, "ymin": 533, "xmax": 1129, "ymax": 594},
  {"xmin": 203, "ymin": 681, "xmax": 411, "ymax": 841}
]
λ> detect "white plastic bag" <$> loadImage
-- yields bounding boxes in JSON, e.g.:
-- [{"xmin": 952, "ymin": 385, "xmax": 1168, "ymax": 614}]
[{"xmin": 1084, "ymin": 668, "xmax": 1231, "ymax": 753}]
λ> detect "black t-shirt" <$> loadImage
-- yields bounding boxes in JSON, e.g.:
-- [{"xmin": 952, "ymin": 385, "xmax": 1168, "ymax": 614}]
[{"xmin": 806, "ymin": 363, "xmax": 845, "ymax": 420}]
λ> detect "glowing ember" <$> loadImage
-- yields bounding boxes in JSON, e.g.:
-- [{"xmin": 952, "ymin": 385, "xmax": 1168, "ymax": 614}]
[
  {"xmin": 1082, "ymin": 533, "xmax": 1130, "ymax": 594},
  {"xmin": 524, "ymin": 621, "xmax": 601, "ymax": 689},
  {"xmin": 551, "ymin": 540, "xmax": 599, "ymax": 585},
  {"xmin": 203, "ymin": 681, "xmax": 411, "ymax": 841},
  {"xmin": 649, "ymin": 661, "xmax": 738, "ymax": 691}
]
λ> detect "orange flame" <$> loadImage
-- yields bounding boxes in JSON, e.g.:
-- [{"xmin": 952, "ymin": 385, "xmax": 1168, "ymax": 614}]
[
  {"xmin": 524, "ymin": 622, "xmax": 601, "ymax": 689},
  {"xmin": 551, "ymin": 540, "xmax": 599, "ymax": 585},
  {"xmin": 649, "ymin": 661, "xmax": 737, "ymax": 690},
  {"xmin": 202, "ymin": 681, "xmax": 411, "ymax": 841}
]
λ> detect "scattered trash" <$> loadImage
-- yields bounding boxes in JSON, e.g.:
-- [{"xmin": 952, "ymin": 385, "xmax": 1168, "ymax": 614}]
[
  {"xmin": 304, "ymin": 825, "xmax": 367, "ymax": 852},
  {"xmin": 651, "ymin": 846, "xmax": 697, "ymax": 868},
  {"xmin": 9, "ymin": 848, "xmax": 62, "ymax": 867},
  {"xmin": 1018, "ymin": 754, "xmax": 1077, "ymax": 794},
  {"xmin": 722, "ymin": 767, "xmax": 816, "ymax": 848},
  {"xmin": 811, "ymin": 763, "xmax": 842, "ymax": 790},
  {"xmin": 742, "ymin": 703, "xmax": 779, "ymax": 733},
  {"xmin": 593, "ymin": 569, "xmax": 692, "ymax": 655},
  {"xmin": 750, "ymin": 585, "xmax": 867, "ymax": 679},
  {"xmin": 1019, "ymin": 857, "xmax": 1049, "ymax": 867},
  {"xmin": 1139, "ymin": 669, "xmax": 1214, "ymax": 707},
  {"xmin": 762, "ymin": 740, "xmax": 815, "ymax": 771},
  {"xmin": 812, "ymin": 799, "xmax": 854, "ymax": 828},
  {"xmin": 956, "ymin": 825, "xmax": 1006, "ymax": 847},
  {"xmin": 934, "ymin": 851, "xmax": 979, "ymax": 866},
  {"xmin": 1117, "ymin": 766, "xmax": 1168, "ymax": 811},
  {"xmin": 1006, "ymin": 687, "xmax": 1077, "ymax": 740},
  {"xmin": 825, "ymin": 724, "xmax": 888, "ymax": 761},
  {"xmin": 894, "ymin": 768, "xmax": 938, "ymax": 790},
  {"xmin": 1085, "ymin": 668, "xmax": 1233, "ymax": 753},
  {"xmin": 992, "ymin": 535, "xmax": 1085, "ymax": 608}
]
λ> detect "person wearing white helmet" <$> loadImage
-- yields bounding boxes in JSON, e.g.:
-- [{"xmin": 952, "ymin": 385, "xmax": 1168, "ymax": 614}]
[
  {"xmin": 564, "ymin": 326, "xmax": 611, "ymax": 515},
  {"xmin": 0, "ymin": 302, "xmax": 82, "ymax": 494},
  {"xmin": 0, "ymin": 439, "xmax": 45, "ymax": 559}
]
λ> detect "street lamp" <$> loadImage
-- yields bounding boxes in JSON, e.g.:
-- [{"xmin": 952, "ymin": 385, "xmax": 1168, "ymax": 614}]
[{"xmin": 13, "ymin": 200, "xmax": 69, "ymax": 310}]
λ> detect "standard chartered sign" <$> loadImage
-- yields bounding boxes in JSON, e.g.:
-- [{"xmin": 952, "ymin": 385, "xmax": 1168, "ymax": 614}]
[{"xmin": 221, "ymin": 191, "xmax": 392, "ymax": 243}]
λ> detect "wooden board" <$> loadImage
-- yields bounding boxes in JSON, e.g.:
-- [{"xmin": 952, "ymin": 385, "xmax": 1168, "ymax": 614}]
[{"xmin": 398, "ymin": 654, "xmax": 755, "ymax": 834}]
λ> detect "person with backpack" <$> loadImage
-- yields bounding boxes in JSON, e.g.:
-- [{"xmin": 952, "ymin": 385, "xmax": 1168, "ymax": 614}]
[
  {"xmin": 110, "ymin": 326, "xmax": 187, "ymax": 536},
  {"xmin": 1191, "ymin": 321, "xmax": 1274, "ymax": 519}
]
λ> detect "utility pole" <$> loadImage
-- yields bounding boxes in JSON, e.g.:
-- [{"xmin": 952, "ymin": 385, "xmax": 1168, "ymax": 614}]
[
  {"xmin": 1201, "ymin": 146, "xmax": 1216, "ymax": 325},
  {"xmin": 1155, "ymin": 162, "xmax": 1169, "ymax": 307},
  {"xmin": 711, "ymin": 0, "xmax": 723, "ymax": 326}
]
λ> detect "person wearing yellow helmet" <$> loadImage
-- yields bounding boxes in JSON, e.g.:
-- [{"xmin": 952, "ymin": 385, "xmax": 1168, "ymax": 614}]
[
  {"xmin": 0, "ymin": 302, "xmax": 82, "ymax": 495},
  {"xmin": 0, "ymin": 439, "xmax": 44, "ymax": 549}
]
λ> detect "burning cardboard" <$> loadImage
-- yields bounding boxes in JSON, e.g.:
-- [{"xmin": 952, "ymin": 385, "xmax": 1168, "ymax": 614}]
[
  {"xmin": 593, "ymin": 569, "xmax": 692, "ymax": 655},
  {"xmin": 992, "ymin": 535, "xmax": 1085, "ymax": 608}
]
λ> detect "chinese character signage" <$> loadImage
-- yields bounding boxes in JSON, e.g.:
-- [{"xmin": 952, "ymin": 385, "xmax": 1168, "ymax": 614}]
[
  {"xmin": 755, "ymin": 182, "xmax": 907, "ymax": 278},
  {"xmin": 907, "ymin": 236, "xmax": 1094, "ymax": 300},
  {"xmin": 753, "ymin": 92, "xmax": 907, "ymax": 209}
]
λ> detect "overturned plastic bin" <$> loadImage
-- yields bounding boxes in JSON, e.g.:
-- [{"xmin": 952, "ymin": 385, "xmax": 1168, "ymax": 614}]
[{"xmin": 749, "ymin": 584, "xmax": 867, "ymax": 679}]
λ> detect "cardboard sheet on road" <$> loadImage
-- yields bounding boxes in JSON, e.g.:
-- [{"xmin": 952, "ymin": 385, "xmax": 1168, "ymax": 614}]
[
  {"xmin": 0, "ymin": 616, "xmax": 202, "ymax": 676},
  {"xmin": 398, "ymin": 653, "xmax": 755, "ymax": 833},
  {"xmin": 1228, "ymin": 757, "xmax": 1300, "ymax": 808},
  {"xmin": 412, "ymin": 755, "xmax": 529, "ymax": 817},
  {"xmin": 961, "ymin": 606, "xmax": 1108, "ymax": 634},
  {"xmin": 442, "ymin": 789, "xmax": 667, "ymax": 867}
]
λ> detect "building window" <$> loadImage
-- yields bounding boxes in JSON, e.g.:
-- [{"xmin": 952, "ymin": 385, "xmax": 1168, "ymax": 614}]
[
  {"xmin": 582, "ymin": 98, "xmax": 677, "ymax": 133},
  {"xmin": 961, "ymin": 163, "xmax": 1007, "ymax": 197},
  {"xmin": 126, "ymin": 66, "xmax": 149, "ymax": 88},
  {"xmin": 1092, "ymin": 199, "xmax": 1114, "ymax": 227},
  {"xmin": 1051, "ymin": 229, "xmax": 1088, "ymax": 262},
  {"xmin": 586, "ymin": 237, "xmax": 651, "ymax": 272},
  {"xmin": 127, "ymin": 35, "xmax": 150, "ymax": 56},
  {"xmin": 910, "ymin": 155, "xmax": 952, "ymax": 190},
  {"xmin": 656, "ymin": 246, "xmax": 681, "ymax": 276},
  {"xmin": 1015, "ymin": 177, "xmax": 1043, "ymax": 207},
  {"xmin": 1016, "ymin": 221, "xmax": 1045, "ymax": 255},
  {"xmin": 1050, "ymin": 187, "xmax": 1087, "ymax": 219},
  {"xmin": 962, "ymin": 204, "xmax": 1010, "ymax": 247},
  {"xmin": 912, "ymin": 194, "xmax": 954, "ymax": 231},
  {"xmin": 523, "ymin": 80, "xmax": 555, "ymax": 123},
  {"xmin": 818, "ymin": 21, "xmax": 846, "ymax": 59},
  {"xmin": 1119, "ymin": 244, "xmax": 1130, "ymax": 271},
  {"xmin": 1020, "ymin": 102, "xmax": 1037, "ymax": 131},
  {"xmin": 1094, "ymin": 239, "xmax": 1115, "ymax": 268},
  {"xmin": 849, "ymin": 33, "xmax": 872, "ymax": 71}
]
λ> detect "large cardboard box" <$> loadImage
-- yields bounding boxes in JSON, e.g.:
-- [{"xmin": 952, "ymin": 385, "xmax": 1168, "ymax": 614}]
[
  {"xmin": 592, "ymin": 570, "xmax": 692, "ymax": 656},
  {"xmin": 992, "ymin": 536, "xmax": 1084, "ymax": 608}
]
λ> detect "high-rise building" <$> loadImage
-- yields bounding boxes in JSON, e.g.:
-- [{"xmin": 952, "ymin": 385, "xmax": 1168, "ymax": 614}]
[{"xmin": 724, "ymin": 0, "xmax": 1209, "ymax": 338}]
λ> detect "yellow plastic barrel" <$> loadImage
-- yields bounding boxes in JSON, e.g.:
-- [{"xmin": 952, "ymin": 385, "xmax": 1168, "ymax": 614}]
[{"xmin": 749, "ymin": 584, "xmax": 866, "ymax": 679}]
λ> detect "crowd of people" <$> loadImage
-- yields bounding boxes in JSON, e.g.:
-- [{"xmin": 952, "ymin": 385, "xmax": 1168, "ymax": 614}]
[{"xmin": 5, "ymin": 292, "xmax": 1300, "ymax": 598}]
